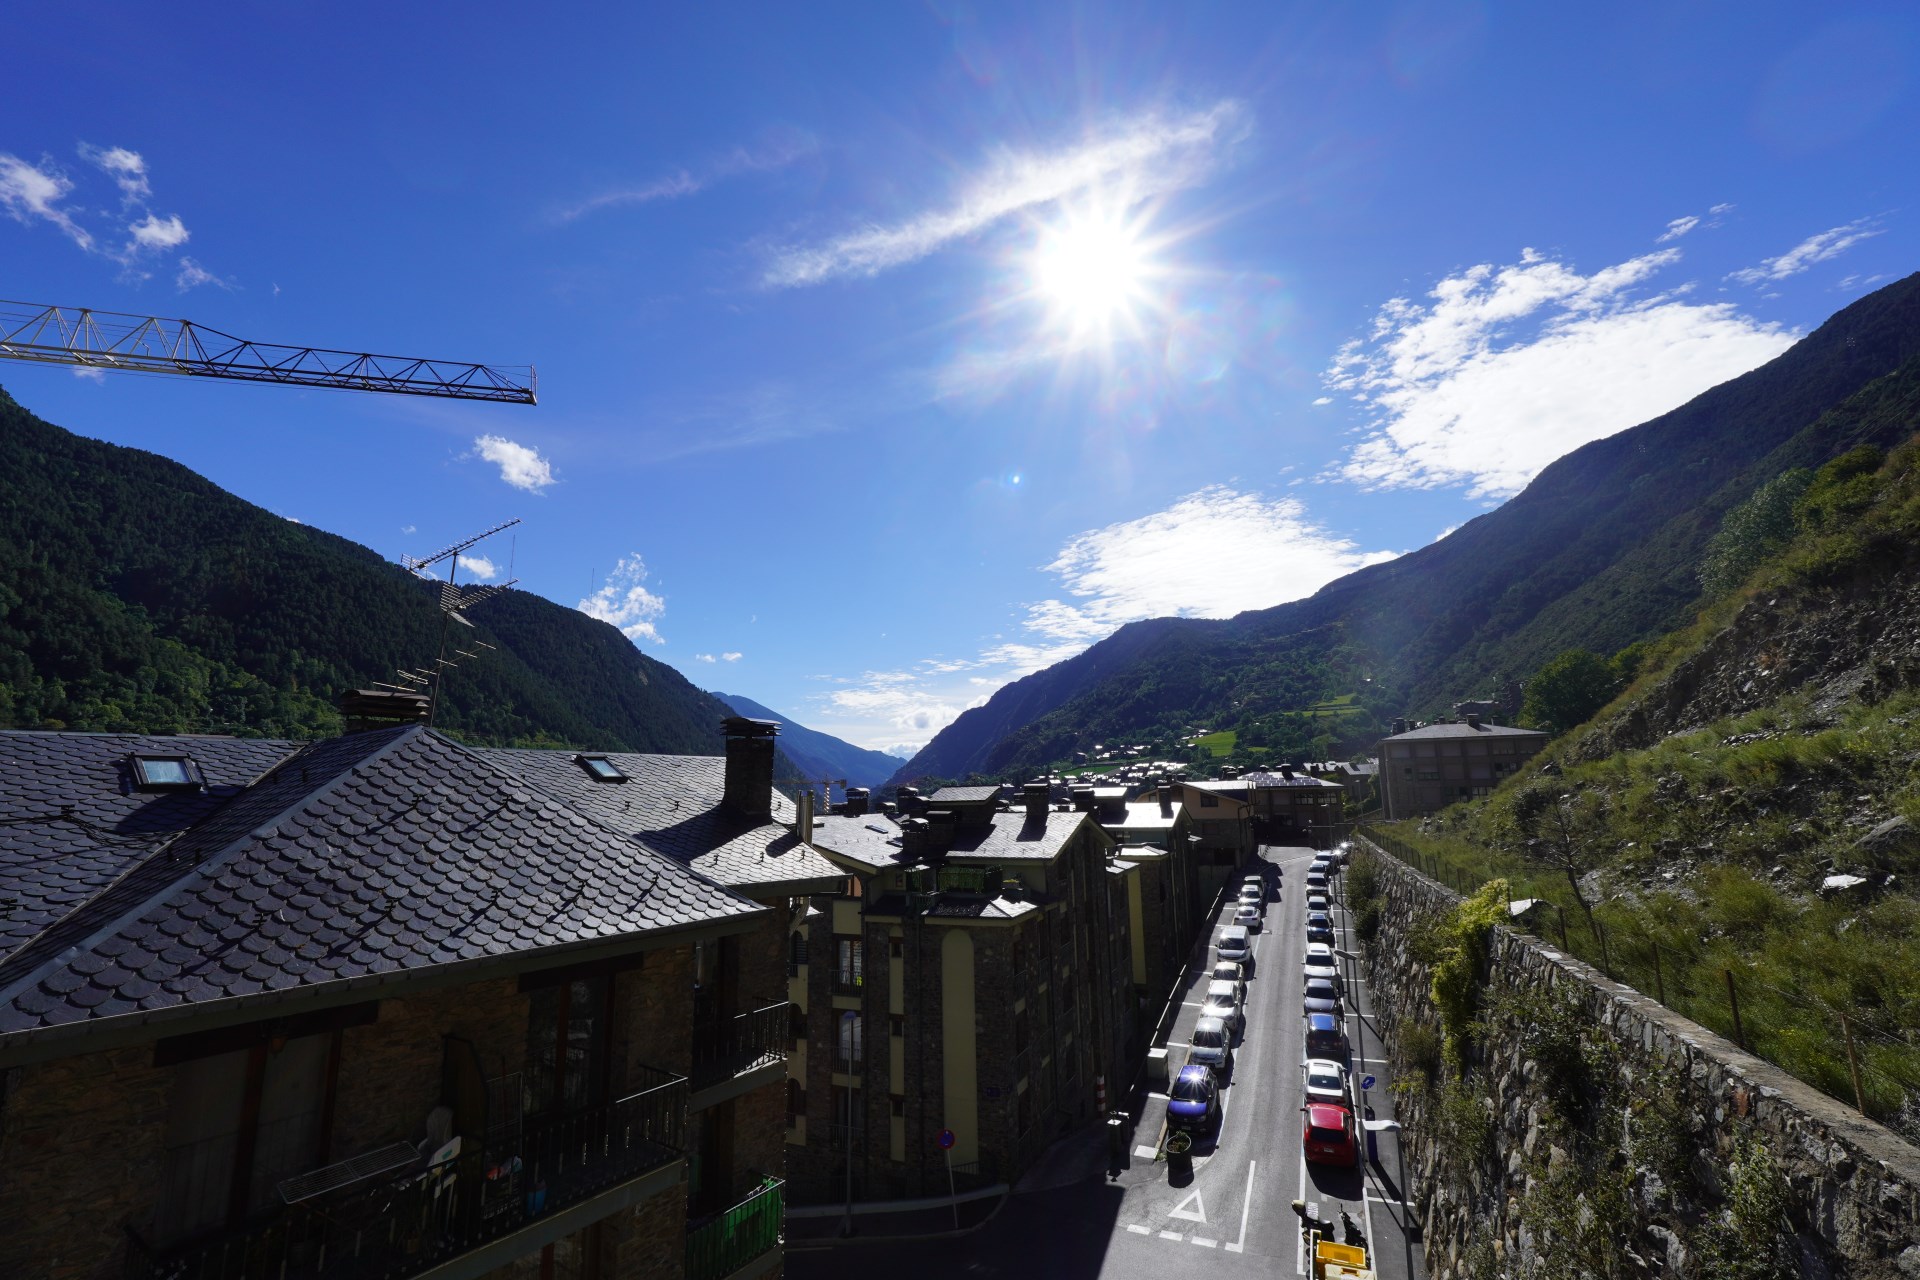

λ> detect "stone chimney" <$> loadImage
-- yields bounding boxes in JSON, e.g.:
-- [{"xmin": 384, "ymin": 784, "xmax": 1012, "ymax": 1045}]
[
  {"xmin": 901, "ymin": 816, "xmax": 932, "ymax": 858},
  {"xmin": 843, "ymin": 787, "xmax": 870, "ymax": 816},
  {"xmin": 1071, "ymin": 785, "xmax": 1096, "ymax": 812},
  {"xmin": 338, "ymin": 688, "xmax": 429, "ymax": 735},
  {"xmin": 1024, "ymin": 781, "xmax": 1050, "ymax": 819},
  {"xmin": 1159, "ymin": 789, "xmax": 1173, "ymax": 819},
  {"xmin": 1392, "ymin": 717, "xmax": 1410, "ymax": 735},
  {"xmin": 721, "ymin": 716, "xmax": 779, "ymax": 821},
  {"xmin": 798, "ymin": 787, "xmax": 814, "ymax": 843},
  {"xmin": 1466, "ymin": 713, "xmax": 1482, "ymax": 730}
]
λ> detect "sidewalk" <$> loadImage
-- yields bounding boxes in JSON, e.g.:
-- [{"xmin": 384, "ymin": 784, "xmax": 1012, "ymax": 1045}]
[{"xmin": 785, "ymin": 1188, "xmax": 1006, "ymax": 1246}]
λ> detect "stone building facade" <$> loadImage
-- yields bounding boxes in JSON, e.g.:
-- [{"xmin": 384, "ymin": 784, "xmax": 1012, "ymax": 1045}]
[{"xmin": 1376, "ymin": 716, "xmax": 1548, "ymax": 819}]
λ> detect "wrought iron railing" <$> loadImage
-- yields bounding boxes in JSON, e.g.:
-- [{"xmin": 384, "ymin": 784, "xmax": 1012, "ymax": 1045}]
[
  {"xmin": 829, "ymin": 970, "xmax": 864, "ymax": 997},
  {"xmin": 691, "ymin": 1002, "xmax": 790, "ymax": 1091},
  {"xmin": 684, "ymin": 1177, "xmax": 783, "ymax": 1280},
  {"xmin": 131, "ymin": 1068, "xmax": 687, "ymax": 1280}
]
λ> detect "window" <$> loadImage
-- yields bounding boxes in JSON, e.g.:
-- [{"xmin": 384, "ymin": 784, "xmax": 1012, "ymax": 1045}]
[
  {"xmin": 889, "ymin": 1015, "xmax": 905, "ymax": 1038},
  {"xmin": 890, "ymin": 1094, "xmax": 906, "ymax": 1118},
  {"xmin": 888, "ymin": 935, "xmax": 903, "ymax": 958},
  {"xmin": 524, "ymin": 976, "xmax": 612, "ymax": 1116},
  {"xmin": 835, "ymin": 938, "xmax": 864, "ymax": 991},
  {"xmin": 835, "ymin": 1012, "xmax": 864, "ymax": 1069},
  {"xmin": 1199, "ymin": 794, "xmax": 1219, "ymax": 808},
  {"xmin": 575, "ymin": 754, "xmax": 626, "ymax": 782},
  {"xmin": 132, "ymin": 754, "xmax": 200, "ymax": 791},
  {"xmin": 787, "ymin": 1079, "xmax": 807, "ymax": 1121},
  {"xmin": 787, "ymin": 931, "xmax": 808, "ymax": 974}
]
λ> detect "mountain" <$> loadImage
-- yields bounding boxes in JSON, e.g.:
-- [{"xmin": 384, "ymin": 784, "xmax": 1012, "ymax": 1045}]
[
  {"xmin": 894, "ymin": 270, "xmax": 1920, "ymax": 785},
  {"xmin": 0, "ymin": 385, "xmax": 748, "ymax": 758},
  {"xmin": 711, "ymin": 691, "xmax": 905, "ymax": 790}
]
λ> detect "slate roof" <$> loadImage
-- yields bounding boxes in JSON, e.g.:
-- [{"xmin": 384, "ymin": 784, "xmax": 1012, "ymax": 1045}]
[
  {"xmin": 1239, "ymin": 771, "xmax": 1345, "ymax": 790},
  {"xmin": 807, "ymin": 812, "xmax": 908, "ymax": 873},
  {"xmin": 1381, "ymin": 722, "xmax": 1546, "ymax": 741},
  {"xmin": 928, "ymin": 786, "xmax": 1002, "ymax": 805},
  {"xmin": 942, "ymin": 808, "xmax": 1090, "ymax": 863},
  {"xmin": 0, "ymin": 727, "xmax": 763, "ymax": 1048},
  {"xmin": 474, "ymin": 748, "xmax": 844, "ymax": 895},
  {"xmin": 1111, "ymin": 800, "xmax": 1181, "ymax": 831},
  {"xmin": 0, "ymin": 731, "xmax": 299, "ymax": 962}
]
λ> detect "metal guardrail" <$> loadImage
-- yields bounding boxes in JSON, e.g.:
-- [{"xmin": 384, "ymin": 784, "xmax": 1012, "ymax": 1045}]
[
  {"xmin": 691, "ymin": 1003, "xmax": 791, "ymax": 1091},
  {"xmin": 132, "ymin": 1068, "xmax": 687, "ymax": 1280},
  {"xmin": 685, "ymin": 1177, "xmax": 783, "ymax": 1280}
]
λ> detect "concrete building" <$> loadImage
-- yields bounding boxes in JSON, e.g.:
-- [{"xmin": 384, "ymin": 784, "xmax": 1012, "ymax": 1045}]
[
  {"xmin": 1377, "ymin": 715, "xmax": 1549, "ymax": 818},
  {"xmin": 789, "ymin": 783, "xmax": 1135, "ymax": 1205},
  {"xmin": 0, "ymin": 714, "xmax": 828, "ymax": 1280}
]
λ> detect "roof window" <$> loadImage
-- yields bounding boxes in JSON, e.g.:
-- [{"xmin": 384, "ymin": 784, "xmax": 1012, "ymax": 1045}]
[
  {"xmin": 132, "ymin": 754, "xmax": 201, "ymax": 791},
  {"xmin": 576, "ymin": 755, "xmax": 627, "ymax": 783}
]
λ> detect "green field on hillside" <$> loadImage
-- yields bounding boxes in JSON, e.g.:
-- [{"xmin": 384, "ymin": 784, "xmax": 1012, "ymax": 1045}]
[{"xmin": 1192, "ymin": 730, "xmax": 1237, "ymax": 757}]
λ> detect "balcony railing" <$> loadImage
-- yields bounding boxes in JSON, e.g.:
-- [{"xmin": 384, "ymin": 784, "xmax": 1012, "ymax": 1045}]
[
  {"xmin": 131, "ymin": 1068, "xmax": 687, "ymax": 1280},
  {"xmin": 829, "ymin": 971, "xmax": 864, "ymax": 998},
  {"xmin": 691, "ymin": 1002, "xmax": 790, "ymax": 1091},
  {"xmin": 685, "ymin": 1177, "xmax": 783, "ymax": 1280}
]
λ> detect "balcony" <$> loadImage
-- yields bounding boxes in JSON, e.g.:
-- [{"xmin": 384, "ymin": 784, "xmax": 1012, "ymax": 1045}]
[
  {"xmin": 132, "ymin": 1068, "xmax": 687, "ymax": 1280},
  {"xmin": 691, "ymin": 1002, "xmax": 791, "ymax": 1099},
  {"xmin": 829, "ymin": 970, "xmax": 864, "ymax": 999},
  {"xmin": 685, "ymin": 1177, "xmax": 783, "ymax": 1280}
]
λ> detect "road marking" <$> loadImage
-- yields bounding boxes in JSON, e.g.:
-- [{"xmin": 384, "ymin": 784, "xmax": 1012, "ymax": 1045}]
[
  {"xmin": 1191, "ymin": 1237, "xmax": 1218, "ymax": 1248},
  {"xmin": 1158, "ymin": 1230, "xmax": 1183, "ymax": 1241},
  {"xmin": 1169, "ymin": 1187, "xmax": 1208, "ymax": 1223},
  {"xmin": 1126, "ymin": 1224, "xmax": 1151, "ymax": 1235},
  {"xmin": 1225, "ymin": 1158, "xmax": 1255, "ymax": 1254},
  {"xmin": 1134, "ymin": 1144, "xmax": 1161, "ymax": 1159},
  {"xmin": 1295, "ymin": 1151, "xmax": 1308, "ymax": 1273}
]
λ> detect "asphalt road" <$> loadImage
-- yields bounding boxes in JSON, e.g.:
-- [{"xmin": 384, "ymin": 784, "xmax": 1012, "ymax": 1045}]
[{"xmin": 789, "ymin": 844, "xmax": 1428, "ymax": 1280}]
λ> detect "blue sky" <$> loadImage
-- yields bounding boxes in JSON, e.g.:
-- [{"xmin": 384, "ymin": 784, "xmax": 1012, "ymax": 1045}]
[{"xmin": 4, "ymin": 3, "xmax": 1915, "ymax": 756}]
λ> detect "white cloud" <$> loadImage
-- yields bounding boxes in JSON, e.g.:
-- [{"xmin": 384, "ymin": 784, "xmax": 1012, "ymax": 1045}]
[
  {"xmin": 1657, "ymin": 215, "xmax": 1700, "ymax": 242},
  {"xmin": 0, "ymin": 153, "xmax": 91, "ymax": 249},
  {"xmin": 79, "ymin": 143, "xmax": 150, "ymax": 201},
  {"xmin": 693, "ymin": 653, "xmax": 717, "ymax": 663},
  {"xmin": 1327, "ymin": 247, "xmax": 1796, "ymax": 498},
  {"xmin": 1729, "ymin": 218, "xmax": 1883, "ymax": 284},
  {"xmin": 722, "ymin": 651, "xmax": 743, "ymax": 662},
  {"xmin": 1312, "ymin": 396, "xmax": 1333, "ymax": 406},
  {"xmin": 129, "ymin": 213, "xmax": 189, "ymax": 250},
  {"xmin": 174, "ymin": 257, "xmax": 233, "ymax": 291},
  {"xmin": 401, "ymin": 524, "xmax": 417, "ymax": 534},
  {"xmin": 472, "ymin": 434, "xmax": 556, "ymax": 492},
  {"xmin": 71, "ymin": 366, "xmax": 106, "ymax": 382},
  {"xmin": 456, "ymin": 554, "xmax": 497, "ymax": 580},
  {"xmin": 558, "ymin": 134, "xmax": 816, "ymax": 222},
  {"xmin": 578, "ymin": 554, "xmax": 666, "ymax": 645},
  {"xmin": 764, "ymin": 100, "xmax": 1246, "ymax": 287}
]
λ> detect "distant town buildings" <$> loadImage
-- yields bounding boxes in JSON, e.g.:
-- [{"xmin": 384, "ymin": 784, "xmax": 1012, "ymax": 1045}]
[{"xmin": 1377, "ymin": 714, "xmax": 1549, "ymax": 818}]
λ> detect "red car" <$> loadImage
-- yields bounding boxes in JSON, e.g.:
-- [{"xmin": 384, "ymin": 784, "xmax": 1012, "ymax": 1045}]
[{"xmin": 1303, "ymin": 1101, "xmax": 1361, "ymax": 1167}]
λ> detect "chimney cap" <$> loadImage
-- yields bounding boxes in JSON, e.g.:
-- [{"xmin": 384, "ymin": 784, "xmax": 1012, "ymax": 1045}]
[{"xmin": 720, "ymin": 715, "xmax": 780, "ymax": 738}]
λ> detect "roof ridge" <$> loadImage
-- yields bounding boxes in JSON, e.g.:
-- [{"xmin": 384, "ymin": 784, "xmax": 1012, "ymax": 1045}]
[{"xmin": 0, "ymin": 727, "xmax": 414, "ymax": 1004}]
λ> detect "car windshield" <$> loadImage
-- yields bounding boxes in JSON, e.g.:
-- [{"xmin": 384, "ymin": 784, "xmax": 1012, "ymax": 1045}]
[
  {"xmin": 1306, "ymin": 979, "xmax": 1337, "ymax": 998},
  {"xmin": 1308, "ymin": 1067, "xmax": 1342, "ymax": 1092},
  {"xmin": 1192, "ymin": 1024, "xmax": 1226, "ymax": 1048},
  {"xmin": 1212, "ymin": 964, "xmax": 1239, "ymax": 981},
  {"xmin": 1207, "ymin": 981, "xmax": 1236, "ymax": 1000},
  {"xmin": 1172, "ymin": 1073, "xmax": 1210, "ymax": 1101}
]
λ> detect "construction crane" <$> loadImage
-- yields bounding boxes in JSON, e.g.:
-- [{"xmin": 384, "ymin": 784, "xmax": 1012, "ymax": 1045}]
[{"xmin": 0, "ymin": 297, "xmax": 535, "ymax": 403}]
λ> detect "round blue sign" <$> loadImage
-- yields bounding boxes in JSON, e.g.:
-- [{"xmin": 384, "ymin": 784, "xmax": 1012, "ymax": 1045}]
[
  {"xmin": 1361, "ymin": 1074, "xmax": 1377, "ymax": 1092},
  {"xmin": 938, "ymin": 1128, "xmax": 956, "ymax": 1150}
]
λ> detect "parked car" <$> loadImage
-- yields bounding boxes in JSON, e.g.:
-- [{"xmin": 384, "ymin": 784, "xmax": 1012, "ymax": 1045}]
[
  {"xmin": 1306, "ymin": 921, "xmax": 1336, "ymax": 946},
  {"xmin": 1303, "ymin": 960, "xmax": 1342, "ymax": 992},
  {"xmin": 1233, "ymin": 903, "xmax": 1263, "ymax": 933},
  {"xmin": 1216, "ymin": 925, "xmax": 1252, "ymax": 967},
  {"xmin": 1237, "ymin": 883, "xmax": 1266, "ymax": 916},
  {"xmin": 1305, "ymin": 1012, "xmax": 1348, "ymax": 1060},
  {"xmin": 1189, "ymin": 1016, "xmax": 1234, "ymax": 1075},
  {"xmin": 1201, "ymin": 980, "xmax": 1245, "ymax": 1035},
  {"xmin": 1303, "ymin": 1100, "xmax": 1362, "ymax": 1167},
  {"xmin": 1304, "ymin": 1057, "xmax": 1351, "ymax": 1107},
  {"xmin": 1209, "ymin": 961, "xmax": 1248, "ymax": 1000},
  {"xmin": 1303, "ymin": 976, "xmax": 1343, "ymax": 1017},
  {"xmin": 1243, "ymin": 873, "xmax": 1270, "ymax": 897},
  {"xmin": 1306, "ymin": 870, "xmax": 1328, "ymax": 891},
  {"xmin": 1306, "ymin": 891, "xmax": 1330, "ymax": 912},
  {"xmin": 1167, "ymin": 1064, "xmax": 1221, "ymax": 1133}
]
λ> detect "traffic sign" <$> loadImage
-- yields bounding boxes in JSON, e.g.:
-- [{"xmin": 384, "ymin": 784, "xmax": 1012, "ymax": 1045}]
[
  {"xmin": 938, "ymin": 1128, "xmax": 955, "ymax": 1150},
  {"xmin": 1360, "ymin": 1074, "xmax": 1376, "ymax": 1092}
]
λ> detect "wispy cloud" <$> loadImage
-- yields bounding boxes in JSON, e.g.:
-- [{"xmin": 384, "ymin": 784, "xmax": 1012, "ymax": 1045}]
[
  {"xmin": 693, "ymin": 653, "xmax": 717, "ymax": 663},
  {"xmin": 722, "ymin": 651, "xmax": 742, "ymax": 662},
  {"xmin": 175, "ymin": 257, "xmax": 232, "ymax": 291},
  {"xmin": 579, "ymin": 554, "xmax": 666, "ymax": 645},
  {"xmin": 129, "ymin": 213, "xmax": 189, "ymax": 250},
  {"xmin": 72, "ymin": 366, "xmax": 106, "ymax": 382},
  {"xmin": 557, "ymin": 133, "xmax": 816, "ymax": 223},
  {"xmin": 79, "ymin": 143, "xmax": 150, "ymax": 202},
  {"xmin": 1729, "ymin": 218, "xmax": 1883, "ymax": 284},
  {"xmin": 471, "ymin": 434, "xmax": 556, "ymax": 492},
  {"xmin": 763, "ymin": 100, "xmax": 1247, "ymax": 287},
  {"xmin": 456, "ymin": 554, "xmax": 497, "ymax": 580},
  {"xmin": 1657, "ymin": 215, "xmax": 1699, "ymax": 242},
  {"xmin": 1327, "ymin": 247, "xmax": 1795, "ymax": 497},
  {"xmin": 0, "ymin": 153, "xmax": 92, "ymax": 249}
]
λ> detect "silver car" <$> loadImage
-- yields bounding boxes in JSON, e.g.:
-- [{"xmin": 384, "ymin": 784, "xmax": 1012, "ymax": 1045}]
[
  {"xmin": 1200, "ymin": 980, "xmax": 1244, "ymax": 1036},
  {"xmin": 1189, "ymin": 1016, "xmax": 1233, "ymax": 1074}
]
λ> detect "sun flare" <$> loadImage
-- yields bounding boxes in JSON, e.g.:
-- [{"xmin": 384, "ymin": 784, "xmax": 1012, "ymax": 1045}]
[{"xmin": 1031, "ymin": 210, "xmax": 1152, "ymax": 334}]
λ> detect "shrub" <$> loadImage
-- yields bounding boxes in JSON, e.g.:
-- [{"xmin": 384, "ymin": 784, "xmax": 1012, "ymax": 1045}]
[{"xmin": 1400, "ymin": 1020, "xmax": 1443, "ymax": 1086}]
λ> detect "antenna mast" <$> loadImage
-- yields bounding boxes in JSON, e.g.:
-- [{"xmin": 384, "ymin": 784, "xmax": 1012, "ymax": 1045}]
[{"xmin": 383, "ymin": 519, "xmax": 523, "ymax": 726}]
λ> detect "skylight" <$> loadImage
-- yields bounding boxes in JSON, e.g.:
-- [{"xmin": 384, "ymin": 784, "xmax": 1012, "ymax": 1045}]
[
  {"xmin": 576, "ymin": 755, "xmax": 626, "ymax": 783},
  {"xmin": 132, "ymin": 755, "xmax": 200, "ymax": 791}
]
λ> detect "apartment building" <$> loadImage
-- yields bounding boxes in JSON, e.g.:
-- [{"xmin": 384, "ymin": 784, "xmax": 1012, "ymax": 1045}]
[{"xmin": 1378, "ymin": 715, "xmax": 1549, "ymax": 818}]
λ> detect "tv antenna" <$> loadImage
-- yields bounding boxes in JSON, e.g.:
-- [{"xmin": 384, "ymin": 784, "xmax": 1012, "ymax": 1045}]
[{"xmin": 376, "ymin": 519, "xmax": 522, "ymax": 726}]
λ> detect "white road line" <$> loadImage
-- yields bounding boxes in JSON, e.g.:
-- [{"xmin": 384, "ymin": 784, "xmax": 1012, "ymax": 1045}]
[
  {"xmin": 1295, "ymin": 1150, "xmax": 1308, "ymax": 1274},
  {"xmin": 1191, "ymin": 1237, "xmax": 1218, "ymax": 1248},
  {"xmin": 1126, "ymin": 1224, "xmax": 1151, "ymax": 1235},
  {"xmin": 1158, "ymin": 1230, "xmax": 1183, "ymax": 1241},
  {"xmin": 1365, "ymin": 1192, "xmax": 1409, "ymax": 1207},
  {"xmin": 1226, "ymin": 1158, "xmax": 1255, "ymax": 1254}
]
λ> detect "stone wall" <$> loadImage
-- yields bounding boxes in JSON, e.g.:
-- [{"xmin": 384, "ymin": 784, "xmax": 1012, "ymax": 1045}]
[{"xmin": 1357, "ymin": 841, "xmax": 1920, "ymax": 1278}]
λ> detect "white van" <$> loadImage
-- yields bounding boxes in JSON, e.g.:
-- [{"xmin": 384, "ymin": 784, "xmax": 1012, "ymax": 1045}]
[{"xmin": 1216, "ymin": 925, "xmax": 1252, "ymax": 967}]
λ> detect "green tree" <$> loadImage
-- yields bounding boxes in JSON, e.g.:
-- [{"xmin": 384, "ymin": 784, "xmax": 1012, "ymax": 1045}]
[
  {"xmin": 1698, "ymin": 467, "xmax": 1812, "ymax": 597},
  {"xmin": 1793, "ymin": 444, "xmax": 1884, "ymax": 533},
  {"xmin": 1520, "ymin": 649, "xmax": 1618, "ymax": 735}
]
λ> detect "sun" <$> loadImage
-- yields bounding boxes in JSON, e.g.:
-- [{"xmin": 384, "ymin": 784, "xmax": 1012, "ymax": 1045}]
[{"xmin": 1030, "ymin": 208, "xmax": 1152, "ymax": 335}]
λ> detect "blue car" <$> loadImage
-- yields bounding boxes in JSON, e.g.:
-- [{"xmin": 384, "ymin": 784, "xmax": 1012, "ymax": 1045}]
[{"xmin": 1167, "ymin": 1064, "xmax": 1221, "ymax": 1133}]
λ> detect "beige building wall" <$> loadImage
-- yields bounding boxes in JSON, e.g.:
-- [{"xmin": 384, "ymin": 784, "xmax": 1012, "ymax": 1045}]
[{"xmin": 940, "ymin": 929, "xmax": 979, "ymax": 1164}]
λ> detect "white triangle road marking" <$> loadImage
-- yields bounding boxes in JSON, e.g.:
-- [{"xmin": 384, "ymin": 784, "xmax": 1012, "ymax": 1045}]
[{"xmin": 1169, "ymin": 1186, "xmax": 1208, "ymax": 1223}]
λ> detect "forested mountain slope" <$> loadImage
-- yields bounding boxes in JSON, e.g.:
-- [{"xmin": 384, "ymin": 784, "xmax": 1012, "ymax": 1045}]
[
  {"xmin": 0, "ymin": 387, "xmax": 738, "ymax": 755},
  {"xmin": 713, "ymin": 691, "xmax": 904, "ymax": 790},
  {"xmin": 895, "ymin": 270, "xmax": 1920, "ymax": 784}
]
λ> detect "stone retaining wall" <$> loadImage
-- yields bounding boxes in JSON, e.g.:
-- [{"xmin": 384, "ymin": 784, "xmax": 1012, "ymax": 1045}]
[{"xmin": 1356, "ymin": 840, "xmax": 1920, "ymax": 1278}]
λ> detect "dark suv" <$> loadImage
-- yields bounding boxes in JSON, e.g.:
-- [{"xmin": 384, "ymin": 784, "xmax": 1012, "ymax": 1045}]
[{"xmin": 1305, "ymin": 1011, "xmax": 1348, "ymax": 1061}]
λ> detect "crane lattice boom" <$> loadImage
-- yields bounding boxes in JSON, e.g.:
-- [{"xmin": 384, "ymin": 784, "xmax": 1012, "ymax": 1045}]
[{"xmin": 0, "ymin": 298, "xmax": 535, "ymax": 403}]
